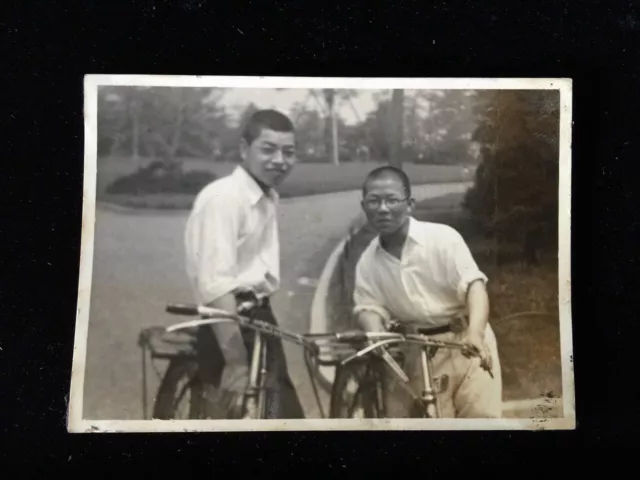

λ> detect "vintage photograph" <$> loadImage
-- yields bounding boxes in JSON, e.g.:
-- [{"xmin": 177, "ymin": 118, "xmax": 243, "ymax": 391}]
[{"xmin": 68, "ymin": 75, "xmax": 574, "ymax": 432}]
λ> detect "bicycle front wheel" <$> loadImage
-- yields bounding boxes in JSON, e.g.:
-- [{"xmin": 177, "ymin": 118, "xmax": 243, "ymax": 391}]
[
  {"xmin": 152, "ymin": 358, "xmax": 206, "ymax": 420},
  {"xmin": 329, "ymin": 360, "xmax": 386, "ymax": 418}
]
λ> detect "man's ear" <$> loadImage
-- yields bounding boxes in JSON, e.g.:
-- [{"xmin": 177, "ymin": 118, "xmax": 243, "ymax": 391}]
[{"xmin": 407, "ymin": 196, "xmax": 416, "ymax": 212}]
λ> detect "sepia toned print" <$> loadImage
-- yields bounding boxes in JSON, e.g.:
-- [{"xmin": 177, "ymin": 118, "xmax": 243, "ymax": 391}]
[{"xmin": 68, "ymin": 75, "xmax": 573, "ymax": 432}]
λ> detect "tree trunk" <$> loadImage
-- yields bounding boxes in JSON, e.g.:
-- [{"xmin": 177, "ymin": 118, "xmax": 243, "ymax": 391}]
[
  {"xmin": 130, "ymin": 101, "xmax": 140, "ymax": 165},
  {"xmin": 331, "ymin": 105, "xmax": 339, "ymax": 165},
  {"xmin": 167, "ymin": 91, "xmax": 186, "ymax": 171},
  {"xmin": 389, "ymin": 89, "xmax": 404, "ymax": 168},
  {"xmin": 323, "ymin": 89, "xmax": 340, "ymax": 165}
]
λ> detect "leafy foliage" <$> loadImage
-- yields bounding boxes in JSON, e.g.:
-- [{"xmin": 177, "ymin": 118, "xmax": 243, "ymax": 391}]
[
  {"xmin": 463, "ymin": 90, "xmax": 560, "ymax": 263},
  {"xmin": 105, "ymin": 160, "xmax": 217, "ymax": 195},
  {"xmin": 98, "ymin": 86, "xmax": 227, "ymax": 160}
]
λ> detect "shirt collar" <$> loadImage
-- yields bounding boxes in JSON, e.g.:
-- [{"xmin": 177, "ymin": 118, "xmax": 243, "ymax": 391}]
[
  {"xmin": 373, "ymin": 217, "xmax": 426, "ymax": 252},
  {"xmin": 233, "ymin": 165, "xmax": 279, "ymax": 205},
  {"xmin": 407, "ymin": 217, "xmax": 427, "ymax": 247}
]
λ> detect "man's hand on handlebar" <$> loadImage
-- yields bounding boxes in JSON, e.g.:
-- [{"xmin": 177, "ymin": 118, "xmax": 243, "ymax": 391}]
[
  {"xmin": 461, "ymin": 329, "xmax": 494, "ymax": 378},
  {"xmin": 355, "ymin": 310, "xmax": 387, "ymax": 345},
  {"xmin": 232, "ymin": 287, "xmax": 269, "ymax": 315}
]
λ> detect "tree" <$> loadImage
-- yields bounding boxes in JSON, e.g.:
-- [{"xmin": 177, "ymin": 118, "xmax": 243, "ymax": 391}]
[
  {"xmin": 463, "ymin": 89, "xmax": 560, "ymax": 264},
  {"xmin": 98, "ymin": 86, "xmax": 147, "ymax": 159},
  {"xmin": 389, "ymin": 89, "xmax": 405, "ymax": 168},
  {"xmin": 97, "ymin": 86, "xmax": 228, "ymax": 167},
  {"xmin": 138, "ymin": 87, "xmax": 226, "ymax": 167},
  {"xmin": 360, "ymin": 97, "xmax": 392, "ymax": 160},
  {"xmin": 406, "ymin": 89, "xmax": 482, "ymax": 164},
  {"xmin": 279, "ymin": 88, "xmax": 359, "ymax": 164},
  {"xmin": 289, "ymin": 102, "xmax": 325, "ymax": 159}
]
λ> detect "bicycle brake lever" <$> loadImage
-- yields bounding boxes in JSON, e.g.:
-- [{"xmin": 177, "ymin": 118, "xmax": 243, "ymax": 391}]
[
  {"xmin": 341, "ymin": 341, "xmax": 410, "ymax": 383},
  {"xmin": 379, "ymin": 349, "xmax": 410, "ymax": 383}
]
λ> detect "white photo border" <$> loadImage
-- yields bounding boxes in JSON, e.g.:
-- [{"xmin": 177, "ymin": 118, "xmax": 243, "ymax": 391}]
[{"xmin": 68, "ymin": 75, "xmax": 574, "ymax": 433}]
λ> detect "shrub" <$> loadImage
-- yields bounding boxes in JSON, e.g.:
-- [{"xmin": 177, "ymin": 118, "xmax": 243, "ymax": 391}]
[
  {"xmin": 105, "ymin": 160, "xmax": 217, "ymax": 195},
  {"xmin": 463, "ymin": 90, "xmax": 560, "ymax": 265}
]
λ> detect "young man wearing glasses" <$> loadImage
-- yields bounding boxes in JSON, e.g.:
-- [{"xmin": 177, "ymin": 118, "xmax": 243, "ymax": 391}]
[{"xmin": 352, "ymin": 165, "xmax": 502, "ymax": 418}]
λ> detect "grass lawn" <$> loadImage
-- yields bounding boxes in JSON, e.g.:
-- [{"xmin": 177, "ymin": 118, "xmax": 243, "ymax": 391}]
[
  {"xmin": 327, "ymin": 192, "xmax": 563, "ymax": 404},
  {"xmin": 95, "ymin": 156, "xmax": 474, "ymax": 209}
]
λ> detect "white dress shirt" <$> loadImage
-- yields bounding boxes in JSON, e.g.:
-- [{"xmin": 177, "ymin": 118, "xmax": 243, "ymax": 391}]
[
  {"xmin": 353, "ymin": 217, "xmax": 488, "ymax": 328},
  {"xmin": 184, "ymin": 165, "xmax": 280, "ymax": 305}
]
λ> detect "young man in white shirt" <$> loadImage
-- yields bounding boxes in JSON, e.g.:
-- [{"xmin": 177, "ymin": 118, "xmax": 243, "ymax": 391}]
[
  {"xmin": 352, "ymin": 165, "xmax": 502, "ymax": 418},
  {"xmin": 184, "ymin": 109, "xmax": 304, "ymax": 419}
]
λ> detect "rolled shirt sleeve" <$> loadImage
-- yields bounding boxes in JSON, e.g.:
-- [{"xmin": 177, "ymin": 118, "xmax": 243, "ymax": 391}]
[{"xmin": 443, "ymin": 227, "xmax": 488, "ymax": 303}]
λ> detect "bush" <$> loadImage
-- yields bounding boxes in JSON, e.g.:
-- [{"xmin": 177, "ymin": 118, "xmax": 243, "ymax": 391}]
[
  {"xmin": 105, "ymin": 160, "xmax": 217, "ymax": 195},
  {"xmin": 463, "ymin": 90, "xmax": 560, "ymax": 265}
]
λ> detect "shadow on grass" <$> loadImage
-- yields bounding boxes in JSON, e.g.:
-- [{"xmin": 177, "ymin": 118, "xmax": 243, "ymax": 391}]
[{"xmin": 326, "ymin": 192, "xmax": 563, "ymax": 405}]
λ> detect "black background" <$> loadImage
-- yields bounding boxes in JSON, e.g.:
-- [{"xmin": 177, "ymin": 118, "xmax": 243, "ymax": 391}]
[{"xmin": 2, "ymin": 0, "xmax": 639, "ymax": 472}]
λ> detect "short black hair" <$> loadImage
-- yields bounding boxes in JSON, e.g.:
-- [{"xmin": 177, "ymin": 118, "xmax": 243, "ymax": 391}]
[
  {"xmin": 362, "ymin": 165, "xmax": 411, "ymax": 197},
  {"xmin": 241, "ymin": 109, "xmax": 295, "ymax": 145}
]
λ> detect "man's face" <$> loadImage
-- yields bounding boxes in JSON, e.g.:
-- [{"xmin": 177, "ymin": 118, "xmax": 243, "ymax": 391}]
[
  {"xmin": 240, "ymin": 128, "xmax": 297, "ymax": 189},
  {"xmin": 361, "ymin": 176, "xmax": 414, "ymax": 235}
]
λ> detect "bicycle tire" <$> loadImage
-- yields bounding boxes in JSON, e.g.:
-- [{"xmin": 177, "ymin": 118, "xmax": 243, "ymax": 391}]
[
  {"xmin": 329, "ymin": 359, "xmax": 386, "ymax": 418},
  {"xmin": 152, "ymin": 358, "xmax": 206, "ymax": 419}
]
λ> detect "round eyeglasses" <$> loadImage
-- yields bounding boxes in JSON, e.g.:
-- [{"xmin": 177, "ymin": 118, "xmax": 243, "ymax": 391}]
[{"xmin": 363, "ymin": 196, "xmax": 408, "ymax": 209}]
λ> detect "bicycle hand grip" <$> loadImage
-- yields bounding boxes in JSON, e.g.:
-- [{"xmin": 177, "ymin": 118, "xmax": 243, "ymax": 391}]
[
  {"xmin": 336, "ymin": 330, "xmax": 368, "ymax": 343},
  {"xmin": 166, "ymin": 304, "xmax": 200, "ymax": 316},
  {"xmin": 236, "ymin": 300, "xmax": 257, "ymax": 314}
]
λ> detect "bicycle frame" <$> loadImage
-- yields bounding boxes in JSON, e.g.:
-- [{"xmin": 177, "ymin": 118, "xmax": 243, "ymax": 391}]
[
  {"xmin": 150, "ymin": 303, "xmax": 419, "ymax": 420},
  {"xmin": 163, "ymin": 308, "xmax": 292, "ymax": 420},
  {"xmin": 157, "ymin": 304, "xmax": 347, "ymax": 419},
  {"xmin": 243, "ymin": 325, "xmax": 268, "ymax": 419},
  {"xmin": 142, "ymin": 302, "xmax": 485, "ymax": 420},
  {"xmin": 339, "ymin": 334, "xmax": 483, "ymax": 418}
]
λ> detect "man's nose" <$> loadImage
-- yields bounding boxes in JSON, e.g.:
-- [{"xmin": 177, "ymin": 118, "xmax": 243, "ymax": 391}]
[
  {"xmin": 377, "ymin": 202, "xmax": 391, "ymax": 213},
  {"xmin": 271, "ymin": 150, "xmax": 285, "ymax": 164}
]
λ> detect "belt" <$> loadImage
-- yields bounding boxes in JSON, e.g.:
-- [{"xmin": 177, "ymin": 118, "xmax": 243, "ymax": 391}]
[
  {"xmin": 389, "ymin": 322, "xmax": 451, "ymax": 336},
  {"xmin": 388, "ymin": 314, "xmax": 468, "ymax": 336}
]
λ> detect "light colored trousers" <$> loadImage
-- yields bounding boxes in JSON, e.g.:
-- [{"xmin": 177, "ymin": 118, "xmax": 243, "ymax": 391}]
[{"xmin": 382, "ymin": 323, "xmax": 503, "ymax": 418}]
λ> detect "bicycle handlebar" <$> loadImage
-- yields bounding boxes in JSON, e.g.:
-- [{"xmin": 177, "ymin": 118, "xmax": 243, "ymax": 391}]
[
  {"xmin": 165, "ymin": 299, "xmax": 260, "ymax": 317},
  {"xmin": 164, "ymin": 303, "xmax": 472, "ymax": 351},
  {"xmin": 163, "ymin": 302, "xmax": 491, "ymax": 376},
  {"xmin": 306, "ymin": 330, "xmax": 404, "ymax": 343},
  {"xmin": 165, "ymin": 303, "xmax": 400, "ymax": 343},
  {"xmin": 165, "ymin": 302, "xmax": 321, "ymax": 353},
  {"xmin": 341, "ymin": 334, "xmax": 494, "ymax": 378}
]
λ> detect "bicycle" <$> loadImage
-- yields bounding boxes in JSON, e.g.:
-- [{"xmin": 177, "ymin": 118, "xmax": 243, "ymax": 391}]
[
  {"xmin": 328, "ymin": 320, "xmax": 491, "ymax": 419},
  {"xmin": 136, "ymin": 295, "xmax": 411, "ymax": 420}
]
